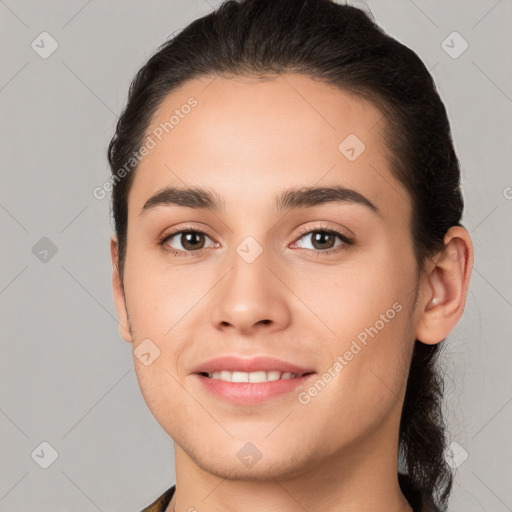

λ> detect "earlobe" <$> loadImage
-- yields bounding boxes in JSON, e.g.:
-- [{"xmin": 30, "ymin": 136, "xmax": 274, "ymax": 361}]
[
  {"xmin": 110, "ymin": 236, "xmax": 133, "ymax": 343},
  {"xmin": 415, "ymin": 226, "xmax": 474, "ymax": 345}
]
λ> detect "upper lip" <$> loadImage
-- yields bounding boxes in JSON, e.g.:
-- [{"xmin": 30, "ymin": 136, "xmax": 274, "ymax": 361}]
[{"xmin": 193, "ymin": 356, "xmax": 315, "ymax": 375}]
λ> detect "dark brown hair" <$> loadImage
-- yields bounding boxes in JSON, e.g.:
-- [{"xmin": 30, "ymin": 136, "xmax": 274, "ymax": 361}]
[{"xmin": 108, "ymin": 1, "xmax": 462, "ymax": 509}]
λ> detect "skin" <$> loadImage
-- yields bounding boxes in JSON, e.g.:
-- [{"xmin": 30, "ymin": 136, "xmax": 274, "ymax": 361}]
[{"xmin": 110, "ymin": 73, "xmax": 473, "ymax": 512}]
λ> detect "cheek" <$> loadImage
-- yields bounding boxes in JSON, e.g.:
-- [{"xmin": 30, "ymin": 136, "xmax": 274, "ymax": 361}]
[
  {"xmin": 292, "ymin": 250, "xmax": 413, "ymax": 348},
  {"xmin": 299, "ymin": 312, "xmax": 413, "ymax": 452},
  {"xmin": 291, "ymin": 250, "xmax": 415, "ymax": 414},
  {"xmin": 123, "ymin": 253, "xmax": 203, "ymax": 337},
  {"xmin": 133, "ymin": 363, "xmax": 188, "ymax": 438}
]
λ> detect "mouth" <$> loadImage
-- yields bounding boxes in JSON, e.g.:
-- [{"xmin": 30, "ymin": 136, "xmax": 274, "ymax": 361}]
[
  {"xmin": 195, "ymin": 370, "xmax": 316, "ymax": 405},
  {"xmin": 192, "ymin": 355, "xmax": 316, "ymax": 404},
  {"xmin": 199, "ymin": 370, "xmax": 314, "ymax": 383}
]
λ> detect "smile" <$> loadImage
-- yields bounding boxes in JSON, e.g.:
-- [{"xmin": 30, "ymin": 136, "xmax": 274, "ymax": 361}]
[{"xmin": 202, "ymin": 370, "xmax": 308, "ymax": 383}]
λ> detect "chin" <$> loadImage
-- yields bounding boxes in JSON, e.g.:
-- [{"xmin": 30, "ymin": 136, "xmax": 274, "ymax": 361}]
[{"xmin": 180, "ymin": 436, "xmax": 321, "ymax": 483}]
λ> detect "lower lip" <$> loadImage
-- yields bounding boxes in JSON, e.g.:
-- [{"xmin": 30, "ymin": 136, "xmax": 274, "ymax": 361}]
[{"xmin": 195, "ymin": 373, "xmax": 316, "ymax": 405}]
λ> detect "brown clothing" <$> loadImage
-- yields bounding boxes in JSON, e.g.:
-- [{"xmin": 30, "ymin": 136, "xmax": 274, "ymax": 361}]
[{"xmin": 140, "ymin": 485, "xmax": 175, "ymax": 512}]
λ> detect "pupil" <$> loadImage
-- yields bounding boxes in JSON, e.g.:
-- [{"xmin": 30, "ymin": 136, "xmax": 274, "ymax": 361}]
[
  {"xmin": 313, "ymin": 232, "xmax": 334, "ymax": 249},
  {"xmin": 182, "ymin": 232, "xmax": 203, "ymax": 250}
]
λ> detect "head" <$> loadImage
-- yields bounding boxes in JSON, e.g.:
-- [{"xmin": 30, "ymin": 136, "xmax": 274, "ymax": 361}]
[{"xmin": 107, "ymin": 1, "xmax": 472, "ymax": 510}]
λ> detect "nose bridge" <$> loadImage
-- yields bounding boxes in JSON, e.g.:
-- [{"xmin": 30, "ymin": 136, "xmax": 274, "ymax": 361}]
[
  {"xmin": 228, "ymin": 234, "xmax": 275, "ymax": 302},
  {"xmin": 209, "ymin": 231, "xmax": 291, "ymax": 332}
]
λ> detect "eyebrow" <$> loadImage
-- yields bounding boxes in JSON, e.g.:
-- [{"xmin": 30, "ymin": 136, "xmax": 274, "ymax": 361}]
[{"xmin": 140, "ymin": 185, "xmax": 379, "ymax": 216}]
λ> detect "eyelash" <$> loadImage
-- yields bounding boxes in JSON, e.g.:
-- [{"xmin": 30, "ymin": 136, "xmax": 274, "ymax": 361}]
[
  {"xmin": 294, "ymin": 224, "xmax": 354, "ymax": 257},
  {"xmin": 158, "ymin": 224, "xmax": 354, "ymax": 258}
]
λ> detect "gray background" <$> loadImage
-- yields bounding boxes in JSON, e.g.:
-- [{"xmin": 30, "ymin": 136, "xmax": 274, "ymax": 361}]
[{"xmin": 0, "ymin": 0, "xmax": 511, "ymax": 511}]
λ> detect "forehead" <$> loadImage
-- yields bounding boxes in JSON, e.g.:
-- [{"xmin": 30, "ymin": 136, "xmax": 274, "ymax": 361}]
[{"xmin": 128, "ymin": 73, "xmax": 410, "ymax": 222}]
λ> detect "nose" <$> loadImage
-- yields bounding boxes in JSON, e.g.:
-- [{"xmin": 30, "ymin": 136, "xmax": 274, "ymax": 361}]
[{"xmin": 210, "ymin": 245, "xmax": 292, "ymax": 335}]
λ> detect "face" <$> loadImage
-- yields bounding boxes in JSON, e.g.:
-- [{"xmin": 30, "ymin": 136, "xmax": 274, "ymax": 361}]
[{"xmin": 113, "ymin": 73, "xmax": 423, "ymax": 480}]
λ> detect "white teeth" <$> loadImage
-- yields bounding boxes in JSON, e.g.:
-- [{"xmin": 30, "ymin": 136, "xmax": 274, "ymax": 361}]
[
  {"xmin": 220, "ymin": 370, "xmax": 231, "ymax": 381},
  {"xmin": 266, "ymin": 371, "xmax": 281, "ymax": 381},
  {"xmin": 248, "ymin": 371, "xmax": 267, "ymax": 383},
  {"xmin": 232, "ymin": 371, "xmax": 249, "ymax": 383},
  {"xmin": 207, "ymin": 370, "xmax": 300, "ymax": 382}
]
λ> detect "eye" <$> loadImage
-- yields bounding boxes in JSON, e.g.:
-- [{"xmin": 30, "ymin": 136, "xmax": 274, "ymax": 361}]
[
  {"xmin": 158, "ymin": 224, "xmax": 354, "ymax": 258},
  {"xmin": 292, "ymin": 225, "xmax": 354, "ymax": 256},
  {"xmin": 159, "ymin": 226, "xmax": 217, "ymax": 257}
]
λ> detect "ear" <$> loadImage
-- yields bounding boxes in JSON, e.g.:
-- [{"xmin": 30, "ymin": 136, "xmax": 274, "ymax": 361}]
[
  {"xmin": 415, "ymin": 226, "xmax": 474, "ymax": 345},
  {"xmin": 111, "ymin": 236, "xmax": 133, "ymax": 343}
]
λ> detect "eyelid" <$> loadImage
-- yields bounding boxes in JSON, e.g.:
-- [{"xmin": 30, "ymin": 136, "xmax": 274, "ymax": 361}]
[
  {"xmin": 160, "ymin": 222, "xmax": 214, "ymax": 241},
  {"xmin": 291, "ymin": 224, "xmax": 354, "ymax": 252},
  {"xmin": 294, "ymin": 223, "xmax": 353, "ymax": 241}
]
